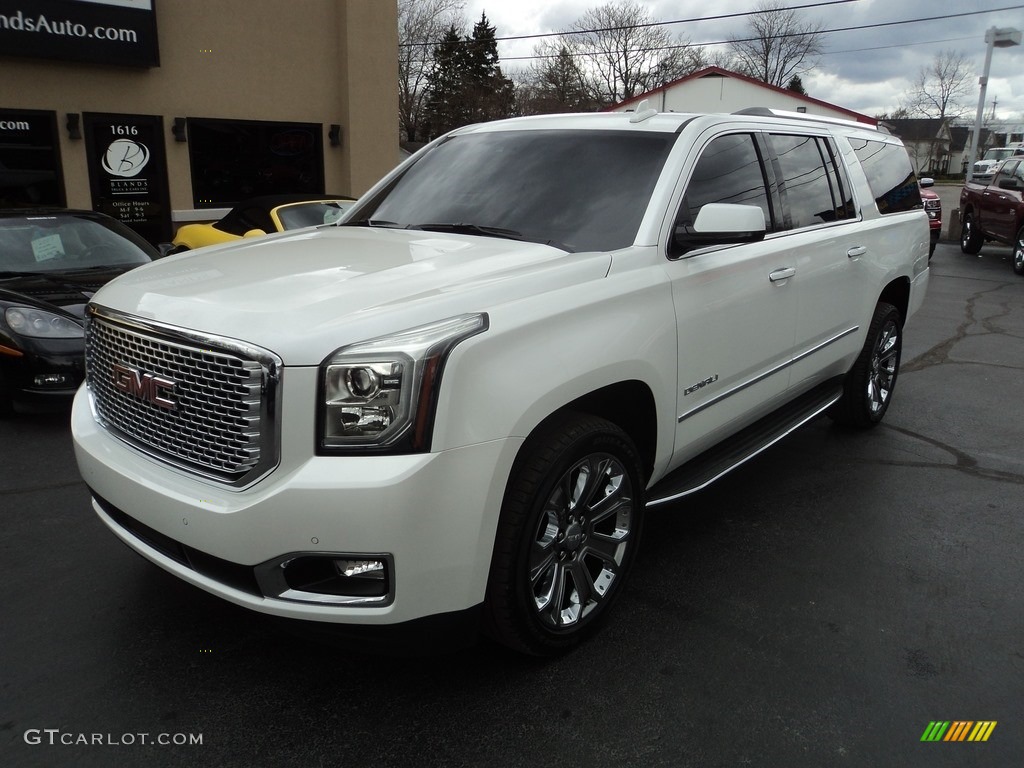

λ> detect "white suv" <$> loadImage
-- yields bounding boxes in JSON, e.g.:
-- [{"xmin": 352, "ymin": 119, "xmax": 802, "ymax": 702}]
[{"xmin": 73, "ymin": 109, "xmax": 930, "ymax": 654}]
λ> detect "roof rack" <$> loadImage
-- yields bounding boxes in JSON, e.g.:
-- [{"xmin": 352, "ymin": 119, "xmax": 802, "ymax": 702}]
[{"xmin": 733, "ymin": 107, "xmax": 889, "ymax": 134}]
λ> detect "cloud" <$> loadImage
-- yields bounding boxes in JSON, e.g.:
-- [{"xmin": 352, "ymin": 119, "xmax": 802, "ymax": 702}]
[{"xmin": 460, "ymin": 0, "xmax": 1024, "ymax": 118}]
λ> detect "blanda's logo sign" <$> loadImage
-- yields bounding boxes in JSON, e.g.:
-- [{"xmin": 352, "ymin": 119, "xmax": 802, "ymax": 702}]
[{"xmin": 101, "ymin": 138, "xmax": 149, "ymax": 177}]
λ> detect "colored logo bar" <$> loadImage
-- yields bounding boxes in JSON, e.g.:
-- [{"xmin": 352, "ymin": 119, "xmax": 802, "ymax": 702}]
[{"xmin": 921, "ymin": 721, "xmax": 997, "ymax": 742}]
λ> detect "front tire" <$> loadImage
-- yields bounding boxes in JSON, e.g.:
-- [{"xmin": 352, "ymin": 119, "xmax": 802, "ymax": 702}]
[
  {"xmin": 960, "ymin": 212, "xmax": 983, "ymax": 254},
  {"xmin": 830, "ymin": 302, "xmax": 902, "ymax": 429},
  {"xmin": 1013, "ymin": 226, "xmax": 1024, "ymax": 276},
  {"xmin": 484, "ymin": 413, "xmax": 645, "ymax": 655},
  {"xmin": 0, "ymin": 372, "xmax": 14, "ymax": 418}
]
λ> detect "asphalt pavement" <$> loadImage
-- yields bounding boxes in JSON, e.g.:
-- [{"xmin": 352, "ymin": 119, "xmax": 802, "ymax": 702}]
[{"xmin": 1, "ymin": 240, "xmax": 1022, "ymax": 768}]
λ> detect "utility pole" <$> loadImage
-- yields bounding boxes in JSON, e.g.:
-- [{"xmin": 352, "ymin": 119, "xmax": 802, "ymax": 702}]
[{"xmin": 967, "ymin": 26, "xmax": 1020, "ymax": 181}]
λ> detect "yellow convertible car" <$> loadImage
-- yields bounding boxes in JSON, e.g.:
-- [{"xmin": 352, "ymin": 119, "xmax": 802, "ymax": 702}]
[{"xmin": 169, "ymin": 194, "xmax": 355, "ymax": 252}]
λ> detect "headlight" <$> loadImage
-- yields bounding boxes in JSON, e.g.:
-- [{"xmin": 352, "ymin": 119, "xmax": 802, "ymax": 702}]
[
  {"xmin": 319, "ymin": 313, "xmax": 487, "ymax": 452},
  {"xmin": 4, "ymin": 307, "xmax": 84, "ymax": 339}
]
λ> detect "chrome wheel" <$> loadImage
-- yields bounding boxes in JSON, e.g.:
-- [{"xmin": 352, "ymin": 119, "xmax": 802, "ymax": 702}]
[
  {"xmin": 867, "ymin": 320, "xmax": 899, "ymax": 415},
  {"xmin": 529, "ymin": 452, "xmax": 634, "ymax": 630},
  {"xmin": 485, "ymin": 413, "xmax": 644, "ymax": 655},
  {"xmin": 1013, "ymin": 227, "xmax": 1024, "ymax": 276},
  {"xmin": 830, "ymin": 302, "xmax": 902, "ymax": 428}
]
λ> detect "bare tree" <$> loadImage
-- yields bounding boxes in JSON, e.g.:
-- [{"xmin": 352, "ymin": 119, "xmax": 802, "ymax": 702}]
[
  {"xmin": 398, "ymin": 0, "xmax": 465, "ymax": 143},
  {"xmin": 727, "ymin": 0, "xmax": 824, "ymax": 87},
  {"xmin": 518, "ymin": 40, "xmax": 600, "ymax": 115},
  {"xmin": 904, "ymin": 50, "xmax": 973, "ymax": 123},
  {"xmin": 569, "ymin": 1, "xmax": 704, "ymax": 105}
]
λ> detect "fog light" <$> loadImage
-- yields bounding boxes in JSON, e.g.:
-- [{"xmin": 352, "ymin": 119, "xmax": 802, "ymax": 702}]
[
  {"xmin": 336, "ymin": 559, "xmax": 385, "ymax": 579},
  {"xmin": 274, "ymin": 554, "xmax": 391, "ymax": 600},
  {"xmin": 34, "ymin": 373, "xmax": 73, "ymax": 388}
]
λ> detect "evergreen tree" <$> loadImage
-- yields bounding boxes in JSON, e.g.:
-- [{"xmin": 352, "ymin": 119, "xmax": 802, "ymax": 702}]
[
  {"xmin": 787, "ymin": 75, "xmax": 807, "ymax": 95},
  {"xmin": 424, "ymin": 25, "xmax": 470, "ymax": 138},
  {"xmin": 423, "ymin": 14, "xmax": 515, "ymax": 139}
]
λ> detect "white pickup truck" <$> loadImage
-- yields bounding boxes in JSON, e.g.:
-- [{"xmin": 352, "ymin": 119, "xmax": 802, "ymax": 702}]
[{"xmin": 73, "ymin": 108, "xmax": 930, "ymax": 654}]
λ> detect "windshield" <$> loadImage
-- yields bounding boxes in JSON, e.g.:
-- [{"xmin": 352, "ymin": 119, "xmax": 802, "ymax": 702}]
[
  {"xmin": 276, "ymin": 200, "xmax": 354, "ymax": 230},
  {"xmin": 352, "ymin": 129, "xmax": 676, "ymax": 252},
  {"xmin": 0, "ymin": 214, "xmax": 154, "ymax": 273},
  {"xmin": 983, "ymin": 148, "xmax": 1017, "ymax": 162}
]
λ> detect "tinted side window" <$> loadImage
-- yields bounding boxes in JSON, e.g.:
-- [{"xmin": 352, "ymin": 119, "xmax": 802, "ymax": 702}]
[
  {"xmin": 994, "ymin": 159, "xmax": 1020, "ymax": 186},
  {"xmin": 679, "ymin": 133, "xmax": 772, "ymax": 229},
  {"xmin": 769, "ymin": 134, "xmax": 848, "ymax": 229},
  {"xmin": 822, "ymin": 138, "xmax": 855, "ymax": 221},
  {"xmin": 850, "ymin": 138, "xmax": 922, "ymax": 215}
]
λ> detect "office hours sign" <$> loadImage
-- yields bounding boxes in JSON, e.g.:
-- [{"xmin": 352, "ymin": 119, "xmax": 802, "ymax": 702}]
[{"xmin": 84, "ymin": 112, "xmax": 171, "ymax": 244}]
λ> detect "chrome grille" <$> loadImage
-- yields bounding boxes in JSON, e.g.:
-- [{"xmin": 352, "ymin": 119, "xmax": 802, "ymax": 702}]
[{"xmin": 85, "ymin": 308, "xmax": 278, "ymax": 484}]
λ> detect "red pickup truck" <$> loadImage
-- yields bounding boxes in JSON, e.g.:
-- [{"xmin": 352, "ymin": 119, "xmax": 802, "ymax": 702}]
[{"xmin": 959, "ymin": 157, "xmax": 1024, "ymax": 275}]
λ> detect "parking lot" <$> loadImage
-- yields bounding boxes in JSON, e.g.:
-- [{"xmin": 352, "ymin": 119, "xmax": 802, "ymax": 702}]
[{"xmin": 2, "ymin": 240, "xmax": 1022, "ymax": 768}]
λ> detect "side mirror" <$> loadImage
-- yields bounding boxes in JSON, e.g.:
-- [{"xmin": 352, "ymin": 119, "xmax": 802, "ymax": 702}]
[
  {"xmin": 672, "ymin": 203, "xmax": 766, "ymax": 257},
  {"xmin": 997, "ymin": 177, "xmax": 1021, "ymax": 191},
  {"xmin": 243, "ymin": 228, "xmax": 268, "ymax": 238},
  {"xmin": 156, "ymin": 242, "xmax": 177, "ymax": 258},
  {"xmin": 919, "ymin": 177, "xmax": 934, "ymax": 188}
]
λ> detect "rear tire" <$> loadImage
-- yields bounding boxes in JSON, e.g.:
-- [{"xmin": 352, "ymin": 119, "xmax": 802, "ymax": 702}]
[
  {"xmin": 960, "ymin": 212, "xmax": 983, "ymax": 254},
  {"xmin": 830, "ymin": 302, "xmax": 902, "ymax": 429},
  {"xmin": 484, "ymin": 413, "xmax": 645, "ymax": 655}
]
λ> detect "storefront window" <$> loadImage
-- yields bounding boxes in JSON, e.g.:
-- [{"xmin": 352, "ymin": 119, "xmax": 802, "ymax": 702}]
[
  {"xmin": 0, "ymin": 108, "xmax": 65, "ymax": 208},
  {"xmin": 187, "ymin": 118, "xmax": 325, "ymax": 208}
]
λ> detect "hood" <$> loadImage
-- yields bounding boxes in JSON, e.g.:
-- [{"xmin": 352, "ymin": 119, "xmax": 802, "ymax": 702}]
[
  {"xmin": 92, "ymin": 226, "xmax": 613, "ymax": 364},
  {"xmin": 0, "ymin": 266, "xmax": 138, "ymax": 320}
]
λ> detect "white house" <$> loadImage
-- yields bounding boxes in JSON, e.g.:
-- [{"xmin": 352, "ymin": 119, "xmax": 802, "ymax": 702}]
[{"xmin": 610, "ymin": 66, "xmax": 877, "ymax": 126}]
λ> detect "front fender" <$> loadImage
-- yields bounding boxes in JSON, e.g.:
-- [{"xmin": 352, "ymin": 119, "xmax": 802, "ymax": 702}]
[{"xmin": 431, "ymin": 265, "xmax": 677, "ymax": 483}]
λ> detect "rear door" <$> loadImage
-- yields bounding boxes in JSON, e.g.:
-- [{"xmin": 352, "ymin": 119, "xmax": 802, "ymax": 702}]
[{"xmin": 767, "ymin": 132, "xmax": 868, "ymax": 392}]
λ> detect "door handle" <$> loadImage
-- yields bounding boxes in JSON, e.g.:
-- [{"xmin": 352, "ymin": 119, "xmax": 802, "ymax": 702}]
[
  {"xmin": 847, "ymin": 246, "xmax": 867, "ymax": 258},
  {"xmin": 769, "ymin": 267, "xmax": 796, "ymax": 282}
]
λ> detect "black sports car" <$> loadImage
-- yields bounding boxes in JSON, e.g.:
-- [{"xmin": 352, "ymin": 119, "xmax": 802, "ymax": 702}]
[{"xmin": 0, "ymin": 209, "xmax": 157, "ymax": 415}]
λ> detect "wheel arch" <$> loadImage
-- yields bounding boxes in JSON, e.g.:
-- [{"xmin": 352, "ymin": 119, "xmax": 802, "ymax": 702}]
[
  {"xmin": 878, "ymin": 277, "xmax": 910, "ymax": 327},
  {"xmin": 559, "ymin": 380, "xmax": 658, "ymax": 484}
]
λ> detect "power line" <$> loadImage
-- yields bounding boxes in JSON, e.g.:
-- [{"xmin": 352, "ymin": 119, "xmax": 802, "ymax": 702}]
[
  {"xmin": 822, "ymin": 35, "xmax": 978, "ymax": 56},
  {"xmin": 497, "ymin": 5, "xmax": 1024, "ymax": 62},
  {"xmin": 399, "ymin": 0, "xmax": 860, "ymax": 48}
]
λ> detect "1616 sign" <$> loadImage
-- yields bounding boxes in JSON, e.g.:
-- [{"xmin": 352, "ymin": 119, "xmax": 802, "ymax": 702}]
[{"xmin": 83, "ymin": 112, "xmax": 171, "ymax": 245}]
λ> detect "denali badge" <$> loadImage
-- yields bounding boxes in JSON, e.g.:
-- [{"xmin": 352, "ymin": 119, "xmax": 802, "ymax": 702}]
[
  {"xmin": 684, "ymin": 374, "xmax": 719, "ymax": 396},
  {"xmin": 111, "ymin": 363, "xmax": 177, "ymax": 410}
]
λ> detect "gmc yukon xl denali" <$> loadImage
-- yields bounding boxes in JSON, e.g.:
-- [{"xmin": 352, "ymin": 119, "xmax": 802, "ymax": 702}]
[{"xmin": 72, "ymin": 109, "xmax": 930, "ymax": 655}]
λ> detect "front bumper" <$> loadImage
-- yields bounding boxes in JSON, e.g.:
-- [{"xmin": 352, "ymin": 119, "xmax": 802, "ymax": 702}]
[
  {"xmin": 0, "ymin": 338, "xmax": 83, "ymax": 403},
  {"xmin": 72, "ymin": 383, "xmax": 522, "ymax": 627}
]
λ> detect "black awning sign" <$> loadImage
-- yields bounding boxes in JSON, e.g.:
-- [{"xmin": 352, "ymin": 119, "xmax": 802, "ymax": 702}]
[{"xmin": 0, "ymin": 0, "xmax": 160, "ymax": 68}]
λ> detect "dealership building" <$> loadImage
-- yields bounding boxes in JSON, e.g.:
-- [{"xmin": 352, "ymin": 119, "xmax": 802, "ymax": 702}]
[{"xmin": 0, "ymin": 0, "xmax": 399, "ymax": 243}]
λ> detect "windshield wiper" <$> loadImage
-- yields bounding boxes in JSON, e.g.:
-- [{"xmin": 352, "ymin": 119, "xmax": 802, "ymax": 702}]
[
  {"xmin": 344, "ymin": 218, "xmax": 402, "ymax": 228},
  {"xmin": 405, "ymin": 223, "xmax": 526, "ymax": 240}
]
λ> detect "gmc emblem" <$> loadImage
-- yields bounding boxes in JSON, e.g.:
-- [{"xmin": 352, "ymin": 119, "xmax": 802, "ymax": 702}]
[{"xmin": 111, "ymin": 362, "xmax": 177, "ymax": 410}]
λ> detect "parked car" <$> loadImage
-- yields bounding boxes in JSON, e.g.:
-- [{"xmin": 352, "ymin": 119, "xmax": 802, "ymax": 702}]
[
  {"xmin": 169, "ymin": 194, "xmax": 356, "ymax": 252},
  {"xmin": 73, "ymin": 109, "xmax": 929, "ymax": 654},
  {"xmin": 960, "ymin": 157, "xmax": 1024, "ymax": 275},
  {"xmin": 0, "ymin": 209, "xmax": 156, "ymax": 415},
  {"xmin": 919, "ymin": 177, "xmax": 941, "ymax": 258}
]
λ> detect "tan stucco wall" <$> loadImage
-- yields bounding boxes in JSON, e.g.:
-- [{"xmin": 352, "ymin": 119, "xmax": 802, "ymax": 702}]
[{"xmin": 0, "ymin": 0, "xmax": 398, "ymax": 215}]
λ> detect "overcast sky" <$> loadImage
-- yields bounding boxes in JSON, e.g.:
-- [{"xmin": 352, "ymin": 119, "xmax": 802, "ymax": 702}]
[{"xmin": 458, "ymin": 0, "xmax": 1024, "ymax": 123}]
